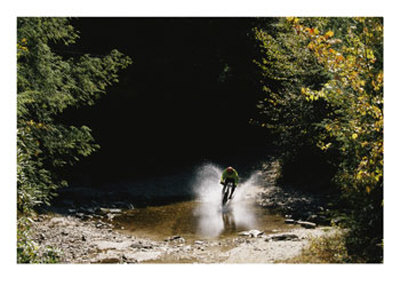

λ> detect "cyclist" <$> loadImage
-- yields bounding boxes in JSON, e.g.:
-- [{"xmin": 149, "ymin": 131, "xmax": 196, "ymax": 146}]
[{"xmin": 220, "ymin": 166, "xmax": 239, "ymax": 199}]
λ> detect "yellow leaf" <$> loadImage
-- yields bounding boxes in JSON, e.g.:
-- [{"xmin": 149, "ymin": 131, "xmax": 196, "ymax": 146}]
[
  {"xmin": 325, "ymin": 31, "xmax": 334, "ymax": 38},
  {"xmin": 366, "ymin": 186, "xmax": 371, "ymax": 193},
  {"xmin": 352, "ymin": 133, "xmax": 358, "ymax": 139}
]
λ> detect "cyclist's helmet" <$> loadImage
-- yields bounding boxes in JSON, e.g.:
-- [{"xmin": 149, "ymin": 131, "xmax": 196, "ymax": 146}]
[{"xmin": 227, "ymin": 167, "xmax": 234, "ymax": 174}]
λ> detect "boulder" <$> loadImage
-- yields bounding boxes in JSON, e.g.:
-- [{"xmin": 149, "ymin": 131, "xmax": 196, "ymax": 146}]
[
  {"xmin": 249, "ymin": 230, "xmax": 264, "ymax": 238},
  {"xmin": 98, "ymin": 208, "xmax": 122, "ymax": 214},
  {"xmin": 92, "ymin": 252, "xmax": 121, "ymax": 263},
  {"xmin": 268, "ymin": 233, "xmax": 300, "ymax": 241},
  {"xmin": 238, "ymin": 230, "xmax": 264, "ymax": 238},
  {"xmin": 165, "ymin": 235, "xmax": 183, "ymax": 241},
  {"xmin": 296, "ymin": 221, "xmax": 317, "ymax": 229},
  {"xmin": 94, "ymin": 240, "xmax": 133, "ymax": 251},
  {"xmin": 48, "ymin": 217, "xmax": 67, "ymax": 226}
]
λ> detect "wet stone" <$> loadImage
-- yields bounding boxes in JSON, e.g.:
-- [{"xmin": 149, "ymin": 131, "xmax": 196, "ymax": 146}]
[
  {"xmin": 238, "ymin": 230, "xmax": 264, "ymax": 238},
  {"xmin": 297, "ymin": 221, "xmax": 317, "ymax": 229},
  {"xmin": 267, "ymin": 234, "xmax": 300, "ymax": 241}
]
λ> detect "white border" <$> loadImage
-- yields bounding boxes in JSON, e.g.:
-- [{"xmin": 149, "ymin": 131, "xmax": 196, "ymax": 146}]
[{"xmin": 1, "ymin": 1, "xmax": 398, "ymax": 301}]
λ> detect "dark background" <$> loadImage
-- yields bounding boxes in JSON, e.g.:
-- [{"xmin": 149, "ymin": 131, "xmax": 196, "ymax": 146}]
[{"xmin": 58, "ymin": 18, "xmax": 272, "ymax": 185}]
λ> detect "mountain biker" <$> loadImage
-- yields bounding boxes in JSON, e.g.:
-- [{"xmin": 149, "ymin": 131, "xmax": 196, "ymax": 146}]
[{"xmin": 220, "ymin": 166, "xmax": 239, "ymax": 199}]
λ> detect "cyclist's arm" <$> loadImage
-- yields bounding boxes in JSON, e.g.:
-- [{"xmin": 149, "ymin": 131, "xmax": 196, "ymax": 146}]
[
  {"xmin": 233, "ymin": 170, "xmax": 239, "ymax": 185},
  {"xmin": 220, "ymin": 170, "xmax": 227, "ymax": 183}
]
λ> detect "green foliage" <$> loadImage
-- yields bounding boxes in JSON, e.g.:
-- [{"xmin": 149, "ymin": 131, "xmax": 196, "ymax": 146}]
[
  {"xmin": 253, "ymin": 18, "xmax": 334, "ymax": 188},
  {"xmin": 285, "ymin": 229, "xmax": 352, "ymax": 263},
  {"xmin": 17, "ymin": 17, "xmax": 132, "ymax": 263},
  {"xmin": 17, "ymin": 216, "xmax": 63, "ymax": 263},
  {"xmin": 254, "ymin": 17, "xmax": 383, "ymax": 262}
]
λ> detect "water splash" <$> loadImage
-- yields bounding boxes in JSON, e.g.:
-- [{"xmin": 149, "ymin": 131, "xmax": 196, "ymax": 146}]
[{"xmin": 192, "ymin": 163, "xmax": 262, "ymax": 237}]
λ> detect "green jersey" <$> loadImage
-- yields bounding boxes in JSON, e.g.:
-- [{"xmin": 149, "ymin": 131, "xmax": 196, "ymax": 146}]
[{"xmin": 221, "ymin": 168, "xmax": 239, "ymax": 185}]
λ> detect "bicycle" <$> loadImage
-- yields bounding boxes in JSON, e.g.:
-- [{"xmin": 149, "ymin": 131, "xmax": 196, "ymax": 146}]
[{"xmin": 221, "ymin": 181, "xmax": 234, "ymax": 207}]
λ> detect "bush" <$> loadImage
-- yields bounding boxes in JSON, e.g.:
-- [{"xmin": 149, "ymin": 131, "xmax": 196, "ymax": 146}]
[
  {"xmin": 17, "ymin": 17, "xmax": 132, "ymax": 263},
  {"xmin": 285, "ymin": 229, "xmax": 352, "ymax": 263}
]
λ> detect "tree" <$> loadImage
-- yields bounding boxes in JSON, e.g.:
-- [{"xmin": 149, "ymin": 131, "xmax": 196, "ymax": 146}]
[
  {"xmin": 17, "ymin": 17, "xmax": 132, "ymax": 262},
  {"xmin": 253, "ymin": 18, "xmax": 333, "ymax": 188},
  {"xmin": 254, "ymin": 17, "xmax": 383, "ymax": 262},
  {"xmin": 291, "ymin": 17, "xmax": 383, "ymax": 261}
]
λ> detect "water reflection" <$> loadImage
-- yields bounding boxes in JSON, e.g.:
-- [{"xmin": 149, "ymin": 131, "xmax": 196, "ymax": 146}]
[
  {"xmin": 222, "ymin": 210, "xmax": 236, "ymax": 231},
  {"xmin": 115, "ymin": 164, "xmax": 294, "ymax": 241},
  {"xmin": 193, "ymin": 164, "xmax": 261, "ymax": 237}
]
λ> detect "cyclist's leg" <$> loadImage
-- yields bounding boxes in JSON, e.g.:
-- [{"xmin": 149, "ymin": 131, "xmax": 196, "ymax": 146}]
[
  {"xmin": 230, "ymin": 184, "xmax": 236, "ymax": 198},
  {"xmin": 221, "ymin": 179, "xmax": 227, "ymax": 193},
  {"xmin": 227, "ymin": 178, "xmax": 235, "ymax": 198}
]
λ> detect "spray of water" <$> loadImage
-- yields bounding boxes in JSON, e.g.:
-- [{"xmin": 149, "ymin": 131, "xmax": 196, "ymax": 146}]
[{"xmin": 192, "ymin": 163, "xmax": 262, "ymax": 237}]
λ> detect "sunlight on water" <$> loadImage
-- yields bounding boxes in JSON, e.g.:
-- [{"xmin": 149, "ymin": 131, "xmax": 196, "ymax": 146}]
[{"xmin": 193, "ymin": 163, "xmax": 262, "ymax": 237}]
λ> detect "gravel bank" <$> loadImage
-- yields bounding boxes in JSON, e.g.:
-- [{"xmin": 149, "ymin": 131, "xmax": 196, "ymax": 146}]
[{"xmin": 31, "ymin": 213, "xmax": 333, "ymax": 263}]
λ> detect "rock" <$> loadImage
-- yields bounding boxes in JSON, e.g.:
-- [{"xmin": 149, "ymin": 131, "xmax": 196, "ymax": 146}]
[
  {"xmin": 99, "ymin": 208, "xmax": 122, "ymax": 214},
  {"xmin": 126, "ymin": 251, "xmax": 162, "ymax": 262},
  {"xmin": 307, "ymin": 215, "xmax": 319, "ymax": 222},
  {"xmin": 239, "ymin": 230, "xmax": 264, "ymax": 238},
  {"xmin": 268, "ymin": 233, "xmax": 300, "ymax": 241},
  {"xmin": 49, "ymin": 217, "xmax": 66, "ymax": 226},
  {"xmin": 75, "ymin": 213, "xmax": 85, "ymax": 219},
  {"xmin": 122, "ymin": 254, "xmax": 138, "ymax": 263},
  {"xmin": 165, "ymin": 235, "xmax": 184, "ymax": 242},
  {"xmin": 194, "ymin": 240, "xmax": 205, "ymax": 245},
  {"xmin": 94, "ymin": 240, "xmax": 133, "ymax": 251},
  {"xmin": 86, "ymin": 208, "xmax": 96, "ymax": 214},
  {"xmin": 249, "ymin": 230, "xmax": 264, "ymax": 238},
  {"xmin": 284, "ymin": 219, "xmax": 296, "ymax": 224},
  {"xmin": 93, "ymin": 252, "xmax": 121, "ymax": 263},
  {"xmin": 296, "ymin": 221, "xmax": 317, "ymax": 229}
]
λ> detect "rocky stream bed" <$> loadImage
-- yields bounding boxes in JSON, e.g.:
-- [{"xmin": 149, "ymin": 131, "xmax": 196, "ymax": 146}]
[
  {"xmin": 31, "ymin": 212, "xmax": 334, "ymax": 263},
  {"xmin": 31, "ymin": 160, "xmax": 339, "ymax": 263}
]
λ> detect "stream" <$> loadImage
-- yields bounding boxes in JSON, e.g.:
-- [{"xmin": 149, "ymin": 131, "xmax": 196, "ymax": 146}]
[
  {"xmin": 34, "ymin": 161, "xmax": 330, "ymax": 263},
  {"xmin": 114, "ymin": 199, "xmax": 298, "ymax": 243}
]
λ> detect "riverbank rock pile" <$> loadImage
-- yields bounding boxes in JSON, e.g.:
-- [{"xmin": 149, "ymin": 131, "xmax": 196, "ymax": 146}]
[
  {"xmin": 30, "ymin": 212, "xmax": 334, "ymax": 264},
  {"xmin": 31, "ymin": 214, "xmax": 168, "ymax": 263},
  {"xmin": 257, "ymin": 160, "xmax": 334, "ymax": 226},
  {"xmin": 224, "ymin": 227, "xmax": 334, "ymax": 263}
]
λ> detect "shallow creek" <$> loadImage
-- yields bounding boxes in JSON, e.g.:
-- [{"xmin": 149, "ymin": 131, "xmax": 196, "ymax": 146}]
[{"xmin": 113, "ymin": 199, "xmax": 299, "ymax": 243}]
